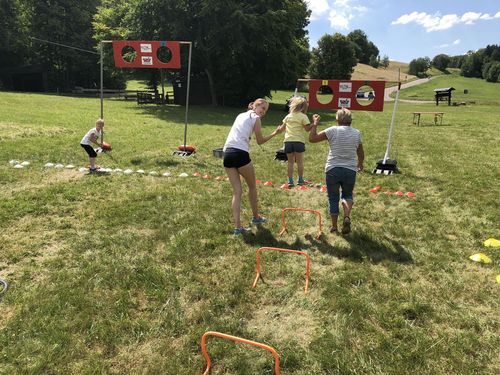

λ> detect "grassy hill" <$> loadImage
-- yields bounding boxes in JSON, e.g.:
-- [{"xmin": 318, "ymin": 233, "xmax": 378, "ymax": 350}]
[
  {"xmin": 397, "ymin": 72, "xmax": 500, "ymax": 105},
  {"xmin": 0, "ymin": 91, "xmax": 499, "ymax": 374},
  {"xmin": 352, "ymin": 61, "xmax": 416, "ymax": 83}
]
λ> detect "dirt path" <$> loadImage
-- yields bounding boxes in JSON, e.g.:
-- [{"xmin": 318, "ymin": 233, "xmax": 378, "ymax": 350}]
[{"xmin": 384, "ymin": 77, "xmax": 437, "ymax": 103}]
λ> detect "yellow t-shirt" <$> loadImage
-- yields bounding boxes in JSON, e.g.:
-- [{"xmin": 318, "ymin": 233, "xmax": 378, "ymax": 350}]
[{"xmin": 283, "ymin": 112, "xmax": 310, "ymax": 143}]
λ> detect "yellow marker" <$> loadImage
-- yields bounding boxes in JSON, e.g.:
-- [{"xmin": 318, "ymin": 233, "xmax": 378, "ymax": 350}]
[
  {"xmin": 496, "ymin": 275, "xmax": 500, "ymax": 283},
  {"xmin": 322, "ymin": 80, "xmax": 328, "ymax": 86},
  {"xmin": 469, "ymin": 253, "xmax": 492, "ymax": 264},
  {"xmin": 484, "ymin": 238, "xmax": 500, "ymax": 247}
]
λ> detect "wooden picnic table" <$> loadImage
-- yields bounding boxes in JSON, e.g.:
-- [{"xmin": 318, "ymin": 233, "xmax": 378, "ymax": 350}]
[{"xmin": 412, "ymin": 112, "xmax": 444, "ymax": 126}]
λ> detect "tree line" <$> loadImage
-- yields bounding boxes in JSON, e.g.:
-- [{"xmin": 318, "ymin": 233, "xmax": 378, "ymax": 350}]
[
  {"xmin": 408, "ymin": 45, "xmax": 500, "ymax": 83},
  {"xmin": 1, "ymin": 0, "xmax": 384, "ymax": 105}
]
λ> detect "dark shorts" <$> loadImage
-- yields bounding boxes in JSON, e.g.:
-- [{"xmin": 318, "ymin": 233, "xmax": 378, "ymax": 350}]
[
  {"xmin": 81, "ymin": 144, "xmax": 97, "ymax": 158},
  {"xmin": 223, "ymin": 148, "xmax": 251, "ymax": 168},
  {"xmin": 284, "ymin": 141, "xmax": 305, "ymax": 154}
]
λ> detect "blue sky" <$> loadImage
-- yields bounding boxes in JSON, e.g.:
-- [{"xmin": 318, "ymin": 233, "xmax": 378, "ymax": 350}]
[{"xmin": 306, "ymin": 0, "xmax": 500, "ymax": 62}]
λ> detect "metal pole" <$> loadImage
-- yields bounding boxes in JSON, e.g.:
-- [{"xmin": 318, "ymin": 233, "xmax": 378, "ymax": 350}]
[
  {"xmin": 100, "ymin": 42, "xmax": 104, "ymax": 144},
  {"xmin": 383, "ymin": 69, "xmax": 401, "ymax": 164},
  {"xmin": 183, "ymin": 42, "xmax": 192, "ymax": 148}
]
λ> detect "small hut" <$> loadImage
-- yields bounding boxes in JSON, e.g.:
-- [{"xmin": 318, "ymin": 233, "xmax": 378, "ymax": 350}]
[{"xmin": 434, "ymin": 87, "xmax": 455, "ymax": 106}]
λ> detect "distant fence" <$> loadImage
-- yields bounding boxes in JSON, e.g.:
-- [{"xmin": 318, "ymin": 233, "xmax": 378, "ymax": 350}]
[{"xmin": 71, "ymin": 87, "xmax": 174, "ymax": 104}]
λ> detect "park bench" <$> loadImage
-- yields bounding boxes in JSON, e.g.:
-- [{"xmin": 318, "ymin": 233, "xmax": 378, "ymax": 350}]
[{"xmin": 412, "ymin": 112, "xmax": 444, "ymax": 126}]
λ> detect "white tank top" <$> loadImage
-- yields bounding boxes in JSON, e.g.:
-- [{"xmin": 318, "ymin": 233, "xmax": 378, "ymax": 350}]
[
  {"xmin": 80, "ymin": 127, "xmax": 101, "ymax": 145},
  {"xmin": 223, "ymin": 110, "xmax": 259, "ymax": 152}
]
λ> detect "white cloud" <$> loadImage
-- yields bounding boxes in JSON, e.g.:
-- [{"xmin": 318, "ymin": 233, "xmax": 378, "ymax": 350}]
[
  {"xmin": 392, "ymin": 10, "xmax": 500, "ymax": 32},
  {"xmin": 435, "ymin": 39, "xmax": 461, "ymax": 49},
  {"xmin": 307, "ymin": 0, "xmax": 330, "ymax": 20},
  {"xmin": 307, "ymin": 0, "xmax": 368, "ymax": 29}
]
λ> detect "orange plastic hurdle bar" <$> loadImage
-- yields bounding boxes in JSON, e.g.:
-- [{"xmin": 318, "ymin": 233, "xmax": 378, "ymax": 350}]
[
  {"xmin": 278, "ymin": 207, "xmax": 322, "ymax": 239},
  {"xmin": 252, "ymin": 247, "xmax": 310, "ymax": 293},
  {"xmin": 201, "ymin": 331, "xmax": 280, "ymax": 375}
]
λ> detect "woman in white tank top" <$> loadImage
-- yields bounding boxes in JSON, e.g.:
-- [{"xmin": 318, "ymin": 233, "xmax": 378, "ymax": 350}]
[{"xmin": 223, "ymin": 98, "xmax": 285, "ymax": 235}]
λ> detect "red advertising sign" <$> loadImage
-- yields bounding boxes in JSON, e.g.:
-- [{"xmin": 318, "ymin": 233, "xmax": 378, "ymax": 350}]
[
  {"xmin": 307, "ymin": 80, "xmax": 385, "ymax": 111},
  {"xmin": 112, "ymin": 41, "xmax": 181, "ymax": 69}
]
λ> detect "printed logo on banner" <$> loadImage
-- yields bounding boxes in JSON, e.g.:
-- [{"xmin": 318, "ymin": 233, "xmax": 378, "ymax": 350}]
[
  {"xmin": 141, "ymin": 56, "xmax": 153, "ymax": 65},
  {"xmin": 140, "ymin": 44, "xmax": 152, "ymax": 53},
  {"xmin": 339, "ymin": 82, "xmax": 352, "ymax": 92},
  {"xmin": 338, "ymin": 98, "xmax": 351, "ymax": 107}
]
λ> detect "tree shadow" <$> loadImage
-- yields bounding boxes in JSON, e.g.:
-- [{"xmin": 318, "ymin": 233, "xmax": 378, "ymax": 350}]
[{"xmin": 307, "ymin": 231, "xmax": 413, "ymax": 264}]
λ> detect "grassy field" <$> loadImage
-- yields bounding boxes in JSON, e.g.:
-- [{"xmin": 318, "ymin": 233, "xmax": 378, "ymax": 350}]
[
  {"xmin": 0, "ymin": 86, "xmax": 499, "ymax": 374},
  {"xmin": 397, "ymin": 72, "xmax": 500, "ymax": 105}
]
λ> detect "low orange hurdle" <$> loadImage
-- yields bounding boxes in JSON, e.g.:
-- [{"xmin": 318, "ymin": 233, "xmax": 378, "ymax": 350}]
[
  {"xmin": 278, "ymin": 207, "xmax": 322, "ymax": 239},
  {"xmin": 252, "ymin": 247, "xmax": 310, "ymax": 293},
  {"xmin": 201, "ymin": 331, "xmax": 280, "ymax": 374}
]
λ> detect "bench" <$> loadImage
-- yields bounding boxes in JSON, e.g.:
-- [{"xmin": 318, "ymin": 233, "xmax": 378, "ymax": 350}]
[{"xmin": 412, "ymin": 112, "xmax": 444, "ymax": 126}]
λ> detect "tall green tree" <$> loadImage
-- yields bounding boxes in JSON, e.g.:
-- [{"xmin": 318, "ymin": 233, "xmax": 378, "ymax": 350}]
[
  {"xmin": 347, "ymin": 29, "xmax": 379, "ymax": 64},
  {"xmin": 408, "ymin": 57, "xmax": 430, "ymax": 77},
  {"xmin": 381, "ymin": 55, "xmax": 390, "ymax": 69},
  {"xmin": 461, "ymin": 50, "xmax": 484, "ymax": 78},
  {"xmin": 0, "ymin": 0, "xmax": 27, "ymax": 69},
  {"xmin": 432, "ymin": 54, "xmax": 450, "ymax": 71},
  {"xmin": 22, "ymin": 0, "xmax": 101, "ymax": 90},
  {"xmin": 94, "ymin": 0, "xmax": 311, "ymax": 106},
  {"xmin": 309, "ymin": 33, "xmax": 357, "ymax": 79}
]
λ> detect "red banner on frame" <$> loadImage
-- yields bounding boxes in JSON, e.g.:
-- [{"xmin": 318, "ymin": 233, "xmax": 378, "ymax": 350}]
[
  {"xmin": 112, "ymin": 40, "xmax": 181, "ymax": 69},
  {"xmin": 307, "ymin": 80, "xmax": 385, "ymax": 111}
]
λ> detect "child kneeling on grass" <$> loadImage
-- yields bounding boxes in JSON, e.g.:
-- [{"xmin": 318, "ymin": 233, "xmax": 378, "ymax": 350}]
[{"xmin": 80, "ymin": 118, "xmax": 104, "ymax": 173}]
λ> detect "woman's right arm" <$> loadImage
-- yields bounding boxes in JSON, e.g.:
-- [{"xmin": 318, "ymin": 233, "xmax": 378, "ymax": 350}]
[
  {"xmin": 308, "ymin": 115, "xmax": 327, "ymax": 143},
  {"xmin": 254, "ymin": 118, "xmax": 285, "ymax": 145}
]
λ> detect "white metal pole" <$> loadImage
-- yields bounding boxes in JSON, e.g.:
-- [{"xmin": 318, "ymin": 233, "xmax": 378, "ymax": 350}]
[
  {"xmin": 100, "ymin": 42, "xmax": 104, "ymax": 144},
  {"xmin": 383, "ymin": 70, "xmax": 401, "ymax": 164},
  {"xmin": 183, "ymin": 42, "xmax": 192, "ymax": 148}
]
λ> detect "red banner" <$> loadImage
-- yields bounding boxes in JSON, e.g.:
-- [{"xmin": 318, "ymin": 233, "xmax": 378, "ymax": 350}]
[
  {"xmin": 112, "ymin": 41, "xmax": 181, "ymax": 69},
  {"xmin": 307, "ymin": 80, "xmax": 385, "ymax": 111}
]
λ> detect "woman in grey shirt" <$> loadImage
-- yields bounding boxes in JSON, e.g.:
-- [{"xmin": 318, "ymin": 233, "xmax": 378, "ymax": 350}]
[{"xmin": 309, "ymin": 108, "xmax": 364, "ymax": 234}]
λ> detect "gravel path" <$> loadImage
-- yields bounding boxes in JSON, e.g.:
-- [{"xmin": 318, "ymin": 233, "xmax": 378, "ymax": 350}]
[{"xmin": 384, "ymin": 77, "xmax": 437, "ymax": 103}]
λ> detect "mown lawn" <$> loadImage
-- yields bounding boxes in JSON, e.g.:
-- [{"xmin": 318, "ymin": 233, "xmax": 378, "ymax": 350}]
[{"xmin": 0, "ymin": 87, "xmax": 499, "ymax": 374}]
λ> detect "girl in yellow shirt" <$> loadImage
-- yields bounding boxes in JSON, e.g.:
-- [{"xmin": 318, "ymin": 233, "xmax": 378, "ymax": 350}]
[{"xmin": 281, "ymin": 96, "xmax": 312, "ymax": 186}]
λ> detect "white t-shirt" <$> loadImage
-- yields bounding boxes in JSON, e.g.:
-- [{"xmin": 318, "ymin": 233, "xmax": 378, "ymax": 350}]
[
  {"xmin": 80, "ymin": 127, "xmax": 101, "ymax": 145},
  {"xmin": 223, "ymin": 110, "xmax": 259, "ymax": 152},
  {"xmin": 324, "ymin": 125, "xmax": 362, "ymax": 172}
]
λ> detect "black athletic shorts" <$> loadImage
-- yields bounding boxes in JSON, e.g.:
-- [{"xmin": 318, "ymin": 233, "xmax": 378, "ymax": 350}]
[
  {"xmin": 223, "ymin": 148, "xmax": 251, "ymax": 168},
  {"xmin": 81, "ymin": 144, "xmax": 97, "ymax": 158},
  {"xmin": 284, "ymin": 141, "xmax": 305, "ymax": 153}
]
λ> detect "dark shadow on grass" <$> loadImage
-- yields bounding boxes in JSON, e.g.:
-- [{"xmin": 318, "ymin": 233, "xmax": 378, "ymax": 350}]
[
  {"xmin": 306, "ymin": 232, "xmax": 413, "ymax": 264},
  {"xmin": 241, "ymin": 225, "xmax": 311, "ymax": 250},
  {"xmin": 155, "ymin": 159, "xmax": 181, "ymax": 167}
]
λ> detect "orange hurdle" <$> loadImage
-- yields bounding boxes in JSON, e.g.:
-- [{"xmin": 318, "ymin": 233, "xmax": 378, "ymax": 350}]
[
  {"xmin": 201, "ymin": 331, "xmax": 280, "ymax": 374},
  {"xmin": 252, "ymin": 247, "xmax": 310, "ymax": 293},
  {"xmin": 278, "ymin": 207, "xmax": 322, "ymax": 239}
]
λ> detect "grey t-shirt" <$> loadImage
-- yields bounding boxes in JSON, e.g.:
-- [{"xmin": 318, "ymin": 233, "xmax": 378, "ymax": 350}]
[{"xmin": 324, "ymin": 125, "xmax": 362, "ymax": 172}]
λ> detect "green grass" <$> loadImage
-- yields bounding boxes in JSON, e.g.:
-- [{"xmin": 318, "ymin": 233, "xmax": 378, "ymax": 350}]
[
  {"xmin": 398, "ymin": 73, "xmax": 500, "ymax": 105},
  {"xmin": 0, "ymin": 89, "xmax": 499, "ymax": 374}
]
